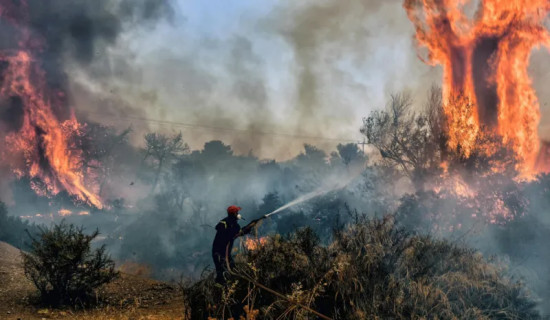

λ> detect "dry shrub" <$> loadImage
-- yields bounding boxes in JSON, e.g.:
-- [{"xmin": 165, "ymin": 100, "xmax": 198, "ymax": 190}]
[{"xmin": 186, "ymin": 215, "xmax": 540, "ymax": 319}]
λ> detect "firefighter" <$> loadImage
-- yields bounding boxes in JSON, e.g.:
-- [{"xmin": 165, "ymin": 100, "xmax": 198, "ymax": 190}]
[{"xmin": 212, "ymin": 205, "xmax": 255, "ymax": 284}]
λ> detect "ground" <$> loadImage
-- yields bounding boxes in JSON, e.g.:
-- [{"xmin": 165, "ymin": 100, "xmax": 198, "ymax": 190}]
[{"xmin": 0, "ymin": 242, "xmax": 186, "ymax": 320}]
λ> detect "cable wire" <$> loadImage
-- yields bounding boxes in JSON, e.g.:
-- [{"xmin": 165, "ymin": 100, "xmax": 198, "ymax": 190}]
[{"xmin": 88, "ymin": 112, "xmax": 360, "ymax": 143}]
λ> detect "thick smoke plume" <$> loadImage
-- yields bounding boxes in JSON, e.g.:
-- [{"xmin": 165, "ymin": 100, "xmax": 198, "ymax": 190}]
[
  {"xmin": 1, "ymin": 0, "xmax": 172, "ymax": 115},
  {"xmin": 75, "ymin": 0, "xmax": 442, "ymax": 159}
]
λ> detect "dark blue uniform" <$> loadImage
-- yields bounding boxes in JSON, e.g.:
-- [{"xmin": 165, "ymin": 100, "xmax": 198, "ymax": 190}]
[{"xmin": 212, "ymin": 215, "xmax": 249, "ymax": 284}]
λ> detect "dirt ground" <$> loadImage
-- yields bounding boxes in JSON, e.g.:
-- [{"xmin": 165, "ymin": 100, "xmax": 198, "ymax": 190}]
[{"xmin": 0, "ymin": 242, "xmax": 187, "ymax": 320}]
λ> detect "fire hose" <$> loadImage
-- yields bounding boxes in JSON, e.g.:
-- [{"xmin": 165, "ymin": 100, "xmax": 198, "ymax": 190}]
[{"xmin": 223, "ymin": 220, "xmax": 333, "ymax": 320}]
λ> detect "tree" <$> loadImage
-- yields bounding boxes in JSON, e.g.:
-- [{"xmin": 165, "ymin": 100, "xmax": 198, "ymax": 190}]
[
  {"xmin": 361, "ymin": 91, "xmax": 444, "ymax": 191},
  {"xmin": 296, "ymin": 144, "xmax": 327, "ymax": 167},
  {"xmin": 200, "ymin": 140, "xmax": 233, "ymax": 163},
  {"xmin": 75, "ymin": 123, "xmax": 132, "ymax": 196},
  {"xmin": 143, "ymin": 132, "xmax": 188, "ymax": 192},
  {"xmin": 22, "ymin": 221, "xmax": 118, "ymax": 305},
  {"xmin": 258, "ymin": 192, "xmax": 282, "ymax": 215},
  {"xmin": 425, "ymin": 86, "xmax": 448, "ymax": 161},
  {"xmin": 336, "ymin": 143, "xmax": 365, "ymax": 167}
]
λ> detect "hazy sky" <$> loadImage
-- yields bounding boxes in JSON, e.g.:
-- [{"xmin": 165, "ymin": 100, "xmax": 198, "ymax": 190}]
[{"xmin": 70, "ymin": 0, "xmax": 549, "ymax": 160}]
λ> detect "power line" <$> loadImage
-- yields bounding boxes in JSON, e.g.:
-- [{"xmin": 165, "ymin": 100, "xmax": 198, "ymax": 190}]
[{"xmin": 88, "ymin": 113, "xmax": 361, "ymax": 143}]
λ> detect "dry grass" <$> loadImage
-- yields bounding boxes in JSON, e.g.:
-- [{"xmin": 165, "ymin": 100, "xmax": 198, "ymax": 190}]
[{"xmin": 187, "ymin": 215, "xmax": 540, "ymax": 319}]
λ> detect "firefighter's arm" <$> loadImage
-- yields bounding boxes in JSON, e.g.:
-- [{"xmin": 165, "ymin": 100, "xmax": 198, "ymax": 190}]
[{"xmin": 241, "ymin": 218, "xmax": 261, "ymax": 235}]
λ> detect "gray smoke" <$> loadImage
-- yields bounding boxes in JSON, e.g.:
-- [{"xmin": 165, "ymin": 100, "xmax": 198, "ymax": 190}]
[{"xmin": 73, "ymin": 0, "xmax": 441, "ymax": 159}]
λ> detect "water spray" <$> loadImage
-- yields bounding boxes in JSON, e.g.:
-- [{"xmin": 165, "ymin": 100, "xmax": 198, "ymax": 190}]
[
  {"xmin": 264, "ymin": 187, "xmax": 335, "ymax": 218},
  {"xmin": 244, "ymin": 165, "xmax": 364, "ymax": 229}
]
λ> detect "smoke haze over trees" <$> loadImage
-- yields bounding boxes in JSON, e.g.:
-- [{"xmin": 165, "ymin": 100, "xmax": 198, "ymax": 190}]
[
  {"xmin": 2, "ymin": 86, "xmax": 550, "ymax": 314},
  {"xmin": 1, "ymin": 0, "xmax": 550, "ymax": 317}
]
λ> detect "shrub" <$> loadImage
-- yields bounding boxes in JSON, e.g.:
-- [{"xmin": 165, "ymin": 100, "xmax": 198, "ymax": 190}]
[
  {"xmin": 22, "ymin": 221, "xmax": 118, "ymax": 306},
  {"xmin": 187, "ymin": 216, "xmax": 540, "ymax": 319}
]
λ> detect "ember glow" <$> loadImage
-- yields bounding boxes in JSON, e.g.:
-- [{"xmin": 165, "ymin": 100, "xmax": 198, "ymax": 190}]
[
  {"xmin": 57, "ymin": 209, "xmax": 89, "ymax": 217},
  {"xmin": 0, "ymin": 1, "xmax": 102, "ymax": 208},
  {"xmin": 405, "ymin": 0, "xmax": 550, "ymax": 174},
  {"xmin": 244, "ymin": 237, "xmax": 268, "ymax": 251},
  {"xmin": 58, "ymin": 209, "xmax": 72, "ymax": 217}
]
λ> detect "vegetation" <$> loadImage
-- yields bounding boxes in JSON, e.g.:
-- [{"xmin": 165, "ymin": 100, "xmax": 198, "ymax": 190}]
[
  {"xmin": 0, "ymin": 201, "xmax": 38, "ymax": 249},
  {"xmin": 116, "ymin": 138, "xmax": 387, "ymax": 279},
  {"xmin": 186, "ymin": 216, "xmax": 540, "ymax": 319},
  {"xmin": 22, "ymin": 221, "xmax": 118, "ymax": 306},
  {"xmin": 143, "ymin": 132, "xmax": 189, "ymax": 192},
  {"xmin": 5, "ymin": 87, "xmax": 550, "ymax": 315}
]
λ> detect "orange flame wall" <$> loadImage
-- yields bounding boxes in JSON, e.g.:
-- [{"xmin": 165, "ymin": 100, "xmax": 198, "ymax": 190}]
[
  {"xmin": 0, "ymin": 1, "xmax": 102, "ymax": 208},
  {"xmin": 405, "ymin": 0, "xmax": 550, "ymax": 174}
]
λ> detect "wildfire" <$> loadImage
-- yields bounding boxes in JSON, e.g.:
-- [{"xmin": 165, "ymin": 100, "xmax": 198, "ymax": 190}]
[
  {"xmin": 58, "ymin": 209, "xmax": 72, "ymax": 217},
  {"xmin": 0, "ymin": 1, "xmax": 102, "ymax": 208},
  {"xmin": 405, "ymin": 0, "xmax": 550, "ymax": 174},
  {"xmin": 244, "ymin": 237, "xmax": 268, "ymax": 251}
]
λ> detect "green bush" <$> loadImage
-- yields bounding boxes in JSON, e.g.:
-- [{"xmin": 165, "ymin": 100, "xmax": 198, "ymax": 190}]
[
  {"xmin": 187, "ymin": 216, "xmax": 540, "ymax": 319},
  {"xmin": 22, "ymin": 221, "xmax": 118, "ymax": 306}
]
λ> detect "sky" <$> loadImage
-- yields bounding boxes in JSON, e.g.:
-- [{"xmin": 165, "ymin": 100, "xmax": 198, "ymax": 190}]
[{"xmin": 69, "ymin": 0, "xmax": 549, "ymax": 160}]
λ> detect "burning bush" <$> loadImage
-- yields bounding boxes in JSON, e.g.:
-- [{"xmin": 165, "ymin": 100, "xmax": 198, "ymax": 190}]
[
  {"xmin": 187, "ymin": 216, "xmax": 540, "ymax": 319},
  {"xmin": 22, "ymin": 221, "xmax": 118, "ymax": 306}
]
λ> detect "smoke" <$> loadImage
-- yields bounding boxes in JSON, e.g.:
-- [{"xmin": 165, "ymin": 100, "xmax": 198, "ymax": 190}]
[
  {"xmin": 0, "ymin": 0, "xmax": 172, "ymax": 116},
  {"xmin": 62, "ymin": 0, "xmax": 440, "ymax": 160},
  {"xmin": 277, "ymin": 0, "xmax": 398, "ymax": 133},
  {"xmin": 265, "ymin": 161, "xmax": 365, "ymax": 217},
  {"xmin": 531, "ymin": 49, "xmax": 550, "ymax": 139},
  {"xmin": 26, "ymin": 0, "xmax": 172, "ymax": 74}
]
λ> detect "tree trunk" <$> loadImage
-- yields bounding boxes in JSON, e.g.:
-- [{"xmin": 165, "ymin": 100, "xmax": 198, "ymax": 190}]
[{"xmin": 152, "ymin": 158, "xmax": 164, "ymax": 193}]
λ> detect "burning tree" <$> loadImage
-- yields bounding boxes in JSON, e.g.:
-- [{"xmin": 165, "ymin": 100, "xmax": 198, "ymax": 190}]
[
  {"xmin": 404, "ymin": 0, "xmax": 550, "ymax": 175},
  {"xmin": 0, "ymin": 1, "xmax": 103, "ymax": 208},
  {"xmin": 362, "ymin": 91, "xmax": 445, "ymax": 191}
]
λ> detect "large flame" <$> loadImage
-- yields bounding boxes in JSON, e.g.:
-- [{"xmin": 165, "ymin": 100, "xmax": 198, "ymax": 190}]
[
  {"xmin": 405, "ymin": 0, "xmax": 550, "ymax": 174},
  {"xmin": 0, "ymin": 1, "xmax": 102, "ymax": 208}
]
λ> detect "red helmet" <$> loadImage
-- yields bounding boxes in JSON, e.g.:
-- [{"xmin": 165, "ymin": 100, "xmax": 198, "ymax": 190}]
[{"xmin": 227, "ymin": 205, "xmax": 242, "ymax": 215}]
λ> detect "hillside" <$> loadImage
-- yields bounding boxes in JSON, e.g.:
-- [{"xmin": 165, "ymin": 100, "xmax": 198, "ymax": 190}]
[{"xmin": 0, "ymin": 242, "xmax": 186, "ymax": 320}]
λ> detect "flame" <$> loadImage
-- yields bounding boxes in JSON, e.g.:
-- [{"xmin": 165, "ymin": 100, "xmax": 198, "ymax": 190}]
[
  {"xmin": 0, "ymin": 1, "xmax": 102, "ymax": 208},
  {"xmin": 405, "ymin": 0, "xmax": 550, "ymax": 174},
  {"xmin": 58, "ymin": 209, "xmax": 72, "ymax": 217},
  {"xmin": 244, "ymin": 237, "xmax": 268, "ymax": 251}
]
